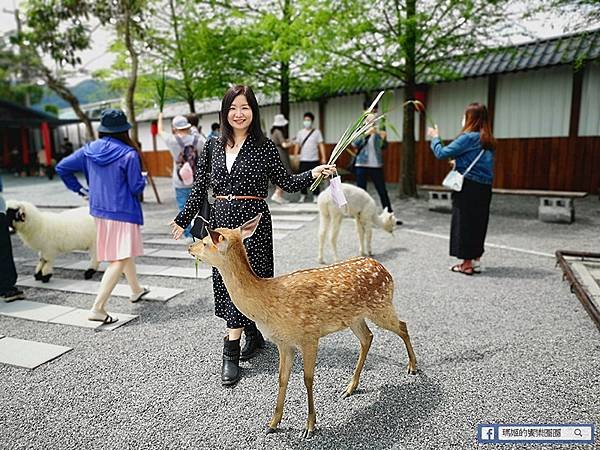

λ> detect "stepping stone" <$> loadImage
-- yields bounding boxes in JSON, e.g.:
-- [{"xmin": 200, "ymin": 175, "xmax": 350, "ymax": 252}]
[
  {"xmin": 50, "ymin": 309, "xmax": 137, "ymax": 331},
  {"xmin": 272, "ymin": 232, "xmax": 287, "ymax": 241},
  {"xmin": 144, "ymin": 249, "xmax": 192, "ymax": 260},
  {"xmin": 272, "ymin": 222, "xmax": 304, "ymax": 230},
  {"xmin": 17, "ymin": 277, "xmax": 184, "ymax": 302},
  {"xmin": 145, "ymin": 238, "xmax": 187, "ymax": 246},
  {"xmin": 0, "ymin": 300, "xmax": 75, "ymax": 322},
  {"xmin": 157, "ymin": 266, "xmax": 212, "ymax": 279},
  {"xmin": 272, "ymin": 214, "xmax": 316, "ymax": 222},
  {"xmin": 0, "ymin": 337, "xmax": 72, "ymax": 369},
  {"xmin": 270, "ymin": 203, "xmax": 319, "ymax": 214}
]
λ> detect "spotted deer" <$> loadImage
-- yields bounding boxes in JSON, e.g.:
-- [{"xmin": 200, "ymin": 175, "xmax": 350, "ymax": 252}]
[{"xmin": 188, "ymin": 213, "xmax": 417, "ymax": 439}]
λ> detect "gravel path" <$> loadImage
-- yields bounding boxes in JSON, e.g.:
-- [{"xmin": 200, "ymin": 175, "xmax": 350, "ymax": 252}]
[{"xmin": 1, "ymin": 177, "xmax": 598, "ymax": 450}]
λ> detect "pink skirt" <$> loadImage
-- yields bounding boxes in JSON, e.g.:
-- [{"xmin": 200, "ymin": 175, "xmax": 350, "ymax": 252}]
[{"xmin": 95, "ymin": 218, "xmax": 144, "ymax": 262}]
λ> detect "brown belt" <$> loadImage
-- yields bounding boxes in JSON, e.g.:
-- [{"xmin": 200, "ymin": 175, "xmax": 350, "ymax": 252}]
[{"xmin": 215, "ymin": 195, "xmax": 266, "ymax": 201}]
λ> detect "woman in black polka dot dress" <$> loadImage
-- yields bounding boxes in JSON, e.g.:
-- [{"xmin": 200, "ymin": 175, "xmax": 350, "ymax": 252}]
[{"xmin": 170, "ymin": 85, "xmax": 335, "ymax": 386}]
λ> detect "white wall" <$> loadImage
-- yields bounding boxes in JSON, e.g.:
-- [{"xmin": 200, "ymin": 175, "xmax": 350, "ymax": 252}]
[
  {"xmin": 579, "ymin": 61, "xmax": 600, "ymax": 136},
  {"xmin": 323, "ymin": 94, "xmax": 364, "ymax": 143},
  {"xmin": 494, "ymin": 66, "xmax": 573, "ymax": 138},
  {"xmin": 427, "ymin": 78, "xmax": 488, "ymax": 139}
]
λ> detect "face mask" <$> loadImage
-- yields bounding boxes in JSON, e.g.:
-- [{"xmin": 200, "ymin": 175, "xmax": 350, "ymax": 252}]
[{"xmin": 303, "ymin": 120, "xmax": 312, "ymax": 129}]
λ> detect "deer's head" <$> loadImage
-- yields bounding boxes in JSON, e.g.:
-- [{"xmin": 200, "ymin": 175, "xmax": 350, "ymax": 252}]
[
  {"xmin": 188, "ymin": 213, "xmax": 262, "ymax": 268},
  {"xmin": 379, "ymin": 207, "xmax": 397, "ymax": 234}
]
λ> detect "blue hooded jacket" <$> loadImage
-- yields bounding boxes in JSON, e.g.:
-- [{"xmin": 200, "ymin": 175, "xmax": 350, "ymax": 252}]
[
  {"xmin": 430, "ymin": 132, "xmax": 494, "ymax": 185},
  {"xmin": 56, "ymin": 136, "xmax": 145, "ymax": 225}
]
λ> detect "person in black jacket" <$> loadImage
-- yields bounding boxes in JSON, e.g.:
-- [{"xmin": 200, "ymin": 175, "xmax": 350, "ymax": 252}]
[{"xmin": 170, "ymin": 85, "xmax": 335, "ymax": 386}]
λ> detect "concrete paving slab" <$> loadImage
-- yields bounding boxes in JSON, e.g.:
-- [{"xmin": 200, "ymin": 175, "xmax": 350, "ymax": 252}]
[
  {"xmin": 0, "ymin": 300, "xmax": 76, "ymax": 322},
  {"xmin": 16, "ymin": 277, "xmax": 184, "ymax": 302},
  {"xmin": 0, "ymin": 337, "xmax": 72, "ymax": 369},
  {"xmin": 157, "ymin": 266, "xmax": 212, "ymax": 279},
  {"xmin": 271, "ymin": 214, "xmax": 316, "ymax": 222},
  {"xmin": 145, "ymin": 238, "xmax": 186, "ymax": 246},
  {"xmin": 269, "ymin": 203, "xmax": 318, "ymax": 214},
  {"xmin": 272, "ymin": 222, "xmax": 304, "ymax": 230},
  {"xmin": 49, "ymin": 309, "xmax": 138, "ymax": 331},
  {"xmin": 272, "ymin": 232, "xmax": 287, "ymax": 241},
  {"xmin": 143, "ymin": 249, "xmax": 193, "ymax": 260}
]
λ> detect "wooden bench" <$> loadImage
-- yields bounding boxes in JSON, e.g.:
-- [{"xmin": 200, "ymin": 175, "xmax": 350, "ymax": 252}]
[{"xmin": 419, "ymin": 185, "xmax": 588, "ymax": 224}]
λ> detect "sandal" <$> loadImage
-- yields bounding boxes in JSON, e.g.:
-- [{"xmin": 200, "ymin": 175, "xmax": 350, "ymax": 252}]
[
  {"xmin": 130, "ymin": 287, "xmax": 150, "ymax": 303},
  {"xmin": 88, "ymin": 314, "xmax": 119, "ymax": 325},
  {"xmin": 450, "ymin": 263, "xmax": 474, "ymax": 276}
]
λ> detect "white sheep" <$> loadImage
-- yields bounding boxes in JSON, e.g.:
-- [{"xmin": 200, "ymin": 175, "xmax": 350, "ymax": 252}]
[
  {"xmin": 6, "ymin": 200, "xmax": 99, "ymax": 282},
  {"xmin": 317, "ymin": 183, "xmax": 397, "ymax": 264}
]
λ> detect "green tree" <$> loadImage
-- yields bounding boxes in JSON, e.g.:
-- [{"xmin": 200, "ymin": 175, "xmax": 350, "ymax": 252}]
[
  {"xmin": 18, "ymin": 0, "xmax": 97, "ymax": 138},
  {"xmin": 309, "ymin": 0, "xmax": 516, "ymax": 197}
]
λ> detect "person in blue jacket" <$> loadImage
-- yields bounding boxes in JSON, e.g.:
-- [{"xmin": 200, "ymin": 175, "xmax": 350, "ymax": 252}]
[
  {"xmin": 56, "ymin": 109, "xmax": 150, "ymax": 324},
  {"xmin": 428, "ymin": 102, "xmax": 496, "ymax": 276}
]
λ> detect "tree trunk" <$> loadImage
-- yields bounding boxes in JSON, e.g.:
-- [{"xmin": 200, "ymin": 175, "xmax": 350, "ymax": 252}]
[
  {"xmin": 43, "ymin": 68, "xmax": 94, "ymax": 140},
  {"xmin": 124, "ymin": 6, "xmax": 139, "ymax": 145},
  {"xmin": 400, "ymin": 0, "xmax": 417, "ymax": 197},
  {"xmin": 169, "ymin": 0, "xmax": 195, "ymax": 113},
  {"xmin": 280, "ymin": 60, "xmax": 290, "ymax": 138}
]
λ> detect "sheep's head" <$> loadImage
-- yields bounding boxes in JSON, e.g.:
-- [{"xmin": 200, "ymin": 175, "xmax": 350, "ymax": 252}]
[
  {"xmin": 188, "ymin": 213, "xmax": 262, "ymax": 269},
  {"xmin": 379, "ymin": 207, "xmax": 397, "ymax": 234},
  {"xmin": 5, "ymin": 201, "xmax": 29, "ymax": 232}
]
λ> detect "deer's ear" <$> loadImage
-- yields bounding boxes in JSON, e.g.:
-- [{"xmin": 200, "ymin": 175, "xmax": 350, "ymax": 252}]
[
  {"xmin": 208, "ymin": 228, "xmax": 228, "ymax": 252},
  {"xmin": 240, "ymin": 213, "xmax": 262, "ymax": 240}
]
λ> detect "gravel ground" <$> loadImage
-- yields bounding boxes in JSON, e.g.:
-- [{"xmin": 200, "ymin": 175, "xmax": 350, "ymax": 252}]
[{"xmin": 1, "ymin": 176, "xmax": 599, "ymax": 450}]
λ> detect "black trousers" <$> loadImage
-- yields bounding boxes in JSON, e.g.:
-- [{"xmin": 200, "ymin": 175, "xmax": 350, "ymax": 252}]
[
  {"xmin": 0, "ymin": 212, "xmax": 17, "ymax": 293},
  {"xmin": 299, "ymin": 160, "xmax": 321, "ymax": 195},
  {"xmin": 355, "ymin": 166, "xmax": 393, "ymax": 212},
  {"xmin": 450, "ymin": 178, "xmax": 492, "ymax": 260}
]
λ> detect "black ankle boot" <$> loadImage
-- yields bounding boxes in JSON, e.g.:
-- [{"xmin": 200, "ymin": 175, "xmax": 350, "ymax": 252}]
[
  {"xmin": 240, "ymin": 323, "xmax": 265, "ymax": 361},
  {"xmin": 222, "ymin": 337, "xmax": 241, "ymax": 386}
]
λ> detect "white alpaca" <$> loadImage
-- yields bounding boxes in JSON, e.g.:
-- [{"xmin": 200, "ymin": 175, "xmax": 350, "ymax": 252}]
[
  {"xmin": 6, "ymin": 200, "xmax": 99, "ymax": 282},
  {"xmin": 317, "ymin": 183, "xmax": 396, "ymax": 264}
]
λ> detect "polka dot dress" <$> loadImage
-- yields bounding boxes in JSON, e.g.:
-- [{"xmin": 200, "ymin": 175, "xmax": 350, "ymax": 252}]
[{"xmin": 175, "ymin": 134, "xmax": 314, "ymax": 328}]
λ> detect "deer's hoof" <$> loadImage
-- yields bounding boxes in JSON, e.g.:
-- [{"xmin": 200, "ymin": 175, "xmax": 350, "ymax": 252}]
[
  {"xmin": 34, "ymin": 271, "xmax": 43, "ymax": 281},
  {"xmin": 300, "ymin": 429, "xmax": 315, "ymax": 440},
  {"xmin": 408, "ymin": 366, "xmax": 417, "ymax": 375},
  {"xmin": 84, "ymin": 269, "xmax": 96, "ymax": 280},
  {"xmin": 340, "ymin": 389, "xmax": 352, "ymax": 399},
  {"xmin": 40, "ymin": 274, "xmax": 52, "ymax": 283},
  {"xmin": 265, "ymin": 426, "xmax": 277, "ymax": 435}
]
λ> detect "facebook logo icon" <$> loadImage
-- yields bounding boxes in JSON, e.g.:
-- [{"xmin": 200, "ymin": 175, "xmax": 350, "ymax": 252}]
[{"xmin": 481, "ymin": 427, "xmax": 495, "ymax": 441}]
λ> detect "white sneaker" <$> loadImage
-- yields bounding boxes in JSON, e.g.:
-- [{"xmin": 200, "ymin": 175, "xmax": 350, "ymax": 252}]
[{"xmin": 299, "ymin": 195, "xmax": 306, "ymax": 203}]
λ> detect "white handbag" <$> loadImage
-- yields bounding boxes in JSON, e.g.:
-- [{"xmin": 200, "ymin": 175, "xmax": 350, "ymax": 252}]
[{"xmin": 442, "ymin": 150, "xmax": 485, "ymax": 192}]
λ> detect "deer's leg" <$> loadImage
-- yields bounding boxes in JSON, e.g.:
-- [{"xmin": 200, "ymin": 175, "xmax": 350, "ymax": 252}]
[
  {"xmin": 300, "ymin": 341, "xmax": 319, "ymax": 439},
  {"xmin": 356, "ymin": 218, "xmax": 366, "ymax": 256},
  {"xmin": 342, "ymin": 319, "xmax": 373, "ymax": 398},
  {"xmin": 266, "ymin": 344, "xmax": 295, "ymax": 434},
  {"xmin": 370, "ymin": 308, "xmax": 417, "ymax": 375},
  {"xmin": 318, "ymin": 211, "xmax": 330, "ymax": 264},
  {"xmin": 330, "ymin": 215, "xmax": 343, "ymax": 261}
]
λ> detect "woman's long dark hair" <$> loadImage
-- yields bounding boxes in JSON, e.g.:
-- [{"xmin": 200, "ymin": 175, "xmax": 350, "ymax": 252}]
[
  {"xmin": 220, "ymin": 85, "xmax": 265, "ymax": 147},
  {"xmin": 98, "ymin": 131, "xmax": 139, "ymax": 151},
  {"xmin": 462, "ymin": 103, "xmax": 496, "ymax": 150}
]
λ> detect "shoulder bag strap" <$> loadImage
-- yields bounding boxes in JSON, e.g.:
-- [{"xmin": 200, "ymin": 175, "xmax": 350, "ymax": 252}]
[
  {"xmin": 299, "ymin": 128, "xmax": 316, "ymax": 151},
  {"xmin": 463, "ymin": 149, "xmax": 485, "ymax": 176}
]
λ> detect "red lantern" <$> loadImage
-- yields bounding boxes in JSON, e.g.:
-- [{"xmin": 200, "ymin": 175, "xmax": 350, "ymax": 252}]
[
  {"xmin": 414, "ymin": 89, "xmax": 427, "ymax": 107},
  {"xmin": 150, "ymin": 121, "xmax": 158, "ymax": 136}
]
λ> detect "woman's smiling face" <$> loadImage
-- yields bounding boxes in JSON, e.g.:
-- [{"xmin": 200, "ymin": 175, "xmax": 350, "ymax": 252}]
[{"xmin": 227, "ymin": 94, "xmax": 253, "ymax": 132}]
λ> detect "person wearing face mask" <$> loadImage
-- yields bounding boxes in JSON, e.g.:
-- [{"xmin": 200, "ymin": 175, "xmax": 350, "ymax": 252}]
[
  {"xmin": 293, "ymin": 112, "xmax": 327, "ymax": 203},
  {"xmin": 169, "ymin": 85, "xmax": 336, "ymax": 386},
  {"xmin": 427, "ymin": 102, "xmax": 495, "ymax": 276}
]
